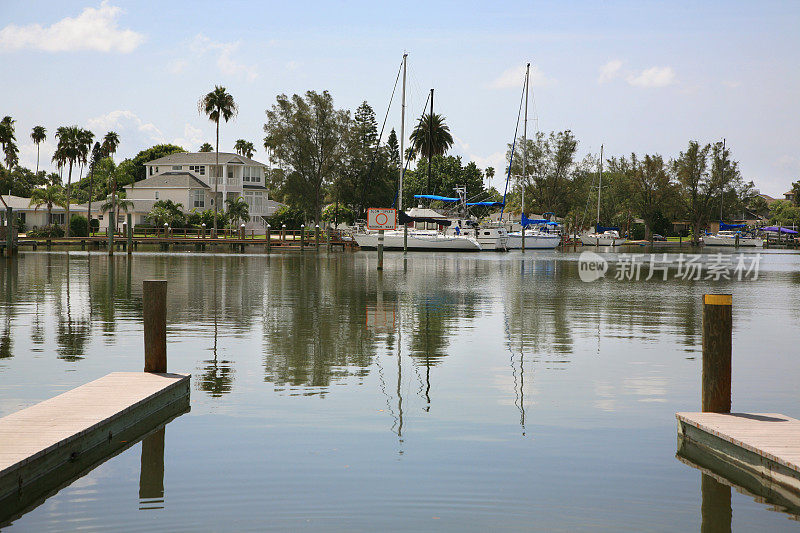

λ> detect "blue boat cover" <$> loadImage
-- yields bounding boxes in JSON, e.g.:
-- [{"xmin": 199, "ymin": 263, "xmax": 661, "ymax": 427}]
[
  {"xmin": 413, "ymin": 194, "xmax": 459, "ymax": 202},
  {"xmin": 467, "ymin": 201, "xmax": 504, "ymax": 207},
  {"xmin": 597, "ymin": 225, "xmax": 620, "ymax": 232},
  {"xmin": 719, "ymin": 222, "xmax": 746, "ymax": 230}
]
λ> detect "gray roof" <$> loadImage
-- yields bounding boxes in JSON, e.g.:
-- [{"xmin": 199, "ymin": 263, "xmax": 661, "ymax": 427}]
[
  {"xmin": 2, "ymin": 195, "xmax": 87, "ymax": 212},
  {"xmin": 146, "ymin": 152, "xmax": 266, "ymax": 167},
  {"xmin": 125, "ymin": 172, "xmax": 210, "ymax": 189}
]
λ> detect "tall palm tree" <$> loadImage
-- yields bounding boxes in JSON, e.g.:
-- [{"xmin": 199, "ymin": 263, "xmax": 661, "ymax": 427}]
[
  {"xmin": 87, "ymin": 142, "xmax": 103, "ymax": 234},
  {"xmin": 198, "ymin": 85, "xmax": 238, "ymax": 236},
  {"xmin": 0, "ymin": 117, "xmax": 17, "ymax": 208},
  {"xmin": 29, "ymin": 183, "xmax": 66, "ymax": 226},
  {"xmin": 53, "ymin": 126, "xmax": 83, "ymax": 237},
  {"xmin": 234, "ymin": 139, "xmax": 255, "ymax": 158},
  {"xmin": 102, "ymin": 131, "xmax": 120, "ymax": 232},
  {"xmin": 409, "ymin": 113, "xmax": 454, "ymax": 160},
  {"xmin": 31, "ymin": 126, "xmax": 47, "ymax": 176},
  {"xmin": 76, "ymin": 129, "xmax": 94, "ymax": 187},
  {"xmin": 100, "ymin": 191, "xmax": 133, "ymax": 222},
  {"xmin": 199, "ymin": 142, "xmax": 213, "ymax": 152}
]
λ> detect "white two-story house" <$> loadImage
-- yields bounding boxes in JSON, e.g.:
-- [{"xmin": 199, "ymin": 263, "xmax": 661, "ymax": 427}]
[{"xmin": 119, "ymin": 152, "xmax": 283, "ymax": 231}]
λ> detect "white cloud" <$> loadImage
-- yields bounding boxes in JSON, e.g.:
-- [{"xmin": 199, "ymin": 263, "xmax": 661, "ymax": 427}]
[
  {"xmin": 490, "ymin": 64, "xmax": 554, "ymax": 89},
  {"xmin": 626, "ymin": 66, "xmax": 676, "ymax": 88},
  {"xmin": 87, "ymin": 110, "xmax": 164, "ymax": 143},
  {"xmin": 0, "ymin": 1, "xmax": 144, "ymax": 53},
  {"xmin": 172, "ymin": 124, "xmax": 205, "ymax": 151},
  {"xmin": 168, "ymin": 59, "xmax": 188, "ymax": 74},
  {"xmin": 598, "ymin": 59, "xmax": 623, "ymax": 84},
  {"xmin": 187, "ymin": 34, "xmax": 258, "ymax": 82}
]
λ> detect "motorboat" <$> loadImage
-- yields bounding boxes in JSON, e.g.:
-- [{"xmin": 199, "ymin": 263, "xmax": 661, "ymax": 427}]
[
  {"xmin": 580, "ymin": 229, "xmax": 627, "ymax": 246},
  {"xmin": 702, "ymin": 230, "xmax": 763, "ymax": 247}
]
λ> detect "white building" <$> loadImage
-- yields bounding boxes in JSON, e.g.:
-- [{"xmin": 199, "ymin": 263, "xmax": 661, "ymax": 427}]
[{"xmin": 119, "ymin": 152, "xmax": 283, "ymax": 231}]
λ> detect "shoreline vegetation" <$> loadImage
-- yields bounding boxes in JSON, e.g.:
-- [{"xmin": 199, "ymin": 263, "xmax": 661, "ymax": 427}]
[{"xmin": 2, "ymin": 87, "xmax": 800, "ymax": 241}]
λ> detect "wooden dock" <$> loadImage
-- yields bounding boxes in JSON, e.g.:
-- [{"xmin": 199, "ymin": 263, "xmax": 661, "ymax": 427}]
[
  {"xmin": 0, "ymin": 372, "xmax": 189, "ymax": 520},
  {"xmin": 677, "ymin": 412, "xmax": 800, "ymax": 496}
]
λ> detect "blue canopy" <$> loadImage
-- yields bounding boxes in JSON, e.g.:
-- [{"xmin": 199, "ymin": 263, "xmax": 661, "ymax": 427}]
[
  {"xmin": 597, "ymin": 225, "xmax": 620, "ymax": 233},
  {"xmin": 762, "ymin": 226, "xmax": 799, "ymax": 234},
  {"xmin": 720, "ymin": 222, "xmax": 746, "ymax": 230},
  {"xmin": 521, "ymin": 214, "xmax": 556, "ymax": 227},
  {"xmin": 467, "ymin": 201, "xmax": 504, "ymax": 207},
  {"xmin": 413, "ymin": 194, "xmax": 459, "ymax": 202}
]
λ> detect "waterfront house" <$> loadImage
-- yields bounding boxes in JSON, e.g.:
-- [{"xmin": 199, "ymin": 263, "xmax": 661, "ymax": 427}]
[
  {"xmin": 114, "ymin": 152, "xmax": 284, "ymax": 232},
  {"xmin": 1, "ymin": 194, "xmax": 88, "ymax": 230}
]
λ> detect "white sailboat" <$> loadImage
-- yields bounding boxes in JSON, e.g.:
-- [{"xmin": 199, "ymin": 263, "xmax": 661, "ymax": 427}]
[
  {"xmin": 580, "ymin": 145, "xmax": 627, "ymax": 246},
  {"xmin": 353, "ymin": 54, "xmax": 482, "ymax": 252},
  {"xmin": 703, "ymin": 230, "xmax": 763, "ymax": 247}
]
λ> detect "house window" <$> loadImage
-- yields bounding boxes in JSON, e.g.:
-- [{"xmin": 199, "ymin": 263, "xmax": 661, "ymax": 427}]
[
  {"xmin": 149, "ymin": 166, "xmax": 153, "ymax": 176},
  {"xmin": 172, "ymin": 165, "xmax": 181, "ymax": 170},
  {"xmin": 189, "ymin": 165, "xmax": 205, "ymax": 175},
  {"xmin": 242, "ymin": 166, "xmax": 261, "ymax": 183},
  {"xmin": 191, "ymin": 189, "xmax": 205, "ymax": 208},
  {"xmin": 155, "ymin": 192, "xmax": 159, "ymax": 200}
]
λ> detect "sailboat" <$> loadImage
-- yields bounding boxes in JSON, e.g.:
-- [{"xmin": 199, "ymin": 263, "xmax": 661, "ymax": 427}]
[
  {"xmin": 580, "ymin": 145, "xmax": 627, "ymax": 246},
  {"xmin": 353, "ymin": 54, "xmax": 481, "ymax": 252}
]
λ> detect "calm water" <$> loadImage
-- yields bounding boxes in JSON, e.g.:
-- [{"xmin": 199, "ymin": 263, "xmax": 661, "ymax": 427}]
[{"xmin": 1, "ymin": 248, "xmax": 799, "ymax": 531}]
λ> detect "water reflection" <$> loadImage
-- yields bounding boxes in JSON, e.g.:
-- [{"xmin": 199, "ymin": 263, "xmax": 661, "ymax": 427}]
[
  {"xmin": 701, "ymin": 473, "xmax": 731, "ymax": 533},
  {"xmin": 139, "ymin": 428, "xmax": 166, "ymax": 510}
]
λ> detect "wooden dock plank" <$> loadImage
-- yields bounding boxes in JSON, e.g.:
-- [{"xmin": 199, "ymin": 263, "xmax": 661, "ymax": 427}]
[
  {"xmin": 0, "ymin": 372, "xmax": 189, "ymax": 504},
  {"xmin": 677, "ymin": 412, "xmax": 800, "ymax": 496}
]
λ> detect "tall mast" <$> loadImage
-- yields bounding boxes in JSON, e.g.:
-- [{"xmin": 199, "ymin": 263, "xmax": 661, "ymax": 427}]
[
  {"xmin": 720, "ymin": 138, "xmax": 726, "ymax": 222},
  {"xmin": 522, "ymin": 63, "xmax": 529, "ymax": 252},
  {"xmin": 597, "ymin": 144, "xmax": 603, "ymax": 228},
  {"xmin": 399, "ymin": 53, "xmax": 407, "ymax": 212},
  {"xmin": 427, "ymin": 88, "xmax": 433, "ymax": 191}
]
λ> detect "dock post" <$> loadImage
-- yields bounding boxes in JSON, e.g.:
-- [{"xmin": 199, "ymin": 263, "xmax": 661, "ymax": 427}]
[
  {"xmin": 127, "ymin": 214, "xmax": 133, "ymax": 254},
  {"xmin": 300, "ymin": 224, "xmax": 305, "ymax": 250},
  {"xmin": 281, "ymin": 224, "xmax": 286, "ymax": 244},
  {"xmin": 377, "ymin": 229, "xmax": 384, "ymax": 270},
  {"xmin": 5, "ymin": 206, "xmax": 12, "ymax": 257},
  {"xmin": 327, "ymin": 228, "xmax": 332, "ymax": 252},
  {"xmin": 143, "ymin": 280, "xmax": 168, "ymax": 373},
  {"xmin": 266, "ymin": 224, "xmax": 271, "ymax": 253},
  {"xmin": 315, "ymin": 225, "xmax": 320, "ymax": 249},
  {"xmin": 702, "ymin": 294, "xmax": 732, "ymax": 413},
  {"xmin": 108, "ymin": 218, "xmax": 114, "ymax": 256}
]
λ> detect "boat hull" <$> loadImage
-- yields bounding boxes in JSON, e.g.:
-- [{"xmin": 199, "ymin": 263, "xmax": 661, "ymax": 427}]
[
  {"xmin": 703, "ymin": 235, "xmax": 763, "ymax": 247},
  {"xmin": 506, "ymin": 233, "xmax": 561, "ymax": 249},
  {"xmin": 353, "ymin": 231, "xmax": 482, "ymax": 251},
  {"xmin": 580, "ymin": 235, "xmax": 628, "ymax": 246}
]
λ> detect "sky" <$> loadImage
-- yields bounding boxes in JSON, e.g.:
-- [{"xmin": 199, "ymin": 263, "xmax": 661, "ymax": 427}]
[{"xmin": 1, "ymin": 0, "xmax": 798, "ymax": 196}]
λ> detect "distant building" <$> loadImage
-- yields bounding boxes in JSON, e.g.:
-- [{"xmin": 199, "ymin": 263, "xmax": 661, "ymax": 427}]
[
  {"xmin": 116, "ymin": 152, "xmax": 284, "ymax": 231},
  {"xmin": 784, "ymin": 190, "xmax": 795, "ymax": 202},
  {"xmin": 1, "ymin": 194, "xmax": 88, "ymax": 229}
]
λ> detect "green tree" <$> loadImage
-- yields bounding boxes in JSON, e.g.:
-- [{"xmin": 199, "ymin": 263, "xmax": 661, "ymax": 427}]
[
  {"xmin": 199, "ymin": 85, "xmax": 238, "ymax": 235},
  {"xmin": 264, "ymin": 90, "xmax": 349, "ymax": 225},
  {"xmin": 621, "ymin": 153, "xmax": 676, "ymax": 239},
  {"xmin": 29, "ymin": 183, "xmax": 66, "ymax": 225},
  {"xmin": 147, "ymin": 199, "xmax": 185, "ymax": 227},
  {"xmin": 199, "ymin": 142, "xmax": 213, "ymax": 152},
  {"xmin": 86, "ymin": 142, "xmax": 105, "ymax": 229},
  {"xmin": 790, "ymin": 180, "xmax": 800, "ymax": 207},
  {"xmin": 102, "ymin": 131, "xmax": 121, "ymax": 231},
  {"xmin": 402, "ymin": 155, "xmax": 488, "ymax": 212},
  {"xmin": 0, "ymin": 116, "xmax": 18, "ymax": 207},
  {"xmin": 234, "ymin": 139, "xmax": 255, "ymax": 158},
  {"xmin": 226, "ymin": 196, "xmax": 250, "ymax": 228},
  {"xmin": 0, "ymin": 165, "xmax": 48, "ymax": 197},
  {"xmin": 386, "ymin": 128, "xmax": 400, "ymax": 167},
  {"xmin": 768, "ymin": 199, "xmax": 800, "ymax": 225},
  {"xmin": 31, "ymin": 126, "xmax": 46, "ymax": 176},
  {"xmin": 672, "ymin": 141, "xmax": 722, "ymax": 243},
  {"xmin": 409, "ymin": 113, "xmax": 454, "ymax": 161},
  {"xmin": 53, "ymin": 126, "xmax": 85, "ymax": 236},
  {"xmin": 101, "ymin": 192, "xmax": 133, "ymax": 227}
]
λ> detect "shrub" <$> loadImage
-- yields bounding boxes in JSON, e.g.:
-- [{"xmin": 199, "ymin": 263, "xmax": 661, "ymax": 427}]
[
  {"xmin": 268, "ymin": 206, "xmax": 305, "ymax": 229},
  {"xmin": 28, "ymin": 224, "xmax": 65, "ymax": 238},
  {"xmin": 89, "ymin": 218, "xmax": 100, "ymax": 232},
  {"xmin": 322, "ymin": 204, "xmax": 355, "ymax": 226},
  {"xmin": 70, "ymin": 214, "xmax": 89, "ymax": 237}
]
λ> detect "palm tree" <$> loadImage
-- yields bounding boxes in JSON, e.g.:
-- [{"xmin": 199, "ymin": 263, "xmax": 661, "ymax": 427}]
[
  {"xmin": 0, "ymin": 117, "xmax": 17, "ymax": 208},
  {"xmin": 234, "ymin": 139, "xmax": 255, "ymax": 158},
  {"xmin": 409, "ymin": 113, "xmax": 454, "ymax": 160},
  {"xmin": 53, "ymin": 126, "xmax": 83, "ymax": 237},
  {"xmin": 100, "ymin": 192, "xmax": 133, "ymax": 225},
  {"xmin": 75, "ymin": 129, "xmax": 94, "ymax": 186},
  {"xmin": 29, "ymin": 183, "xmax": 66, "ymax": 226},
  {"xmin": 87, "ymin": 142, "xmax": 104, "ymax": 234},
  {"xmin": 102, "ymin": 131, "xmax": 120, "ymax": 232},
  {"xmin": 199, "ymin": 142, "xmax": 213, "ymax": 152},
  {"xmin": 225, "ymin": 196, "xmax": 250, "ymax": 228},
  {"xmin": 198, "ymin": 85, "xmax": 238, "ymax": 236},
  {"xmin": 31, "ymin": 126, "xmax": 46, "ymax": 176}
]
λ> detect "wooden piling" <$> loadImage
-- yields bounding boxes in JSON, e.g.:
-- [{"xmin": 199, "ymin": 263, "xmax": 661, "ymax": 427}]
[
  {"xmin": 5, "ymin": 207, "xmax": 12, "ymax": 257},
  {"xmin": 702, "ymin": 294, "xmax": 732, "ymax": 413},
  {"xmin": 300, "ymin": 225, "xmax": 305, "ymax": 250},
  {"xmin": 266, "ymin": 225, "xmax": 271, "ymax": 253},
  {"xmin": 377, "ymin": 229, "xmax": 384, "ymax": 270},
  {"xmin": 127, "ymin": 214, "xmax": 133, "ymax": 254},
  {"xmin": 143, "ymin": 280, "xmax": 167, "ymax": 373},
  {"xmin": 315, "ymin": 225, "xmax": 320, "ymax": 249}
]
